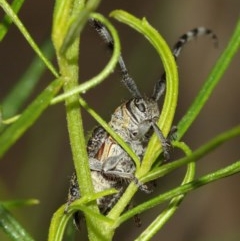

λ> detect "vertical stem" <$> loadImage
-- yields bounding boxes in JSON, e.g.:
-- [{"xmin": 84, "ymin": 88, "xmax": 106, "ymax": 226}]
[
  {"xmin": 61, "ymin": 42, "xmax": 100, "ymax": 240},
  {"xmin": 60, "ymin": 46, "xmax": 94, "ymax": 196},
  {"xmin": 52, "ymin": 0, "xmax": 101, "ymax": 240}
]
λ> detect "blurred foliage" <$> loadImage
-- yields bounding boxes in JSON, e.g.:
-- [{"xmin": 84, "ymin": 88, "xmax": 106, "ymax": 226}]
[{"xmin": 0, "ymin": 0, "xmax": 240, "ymax": 241}]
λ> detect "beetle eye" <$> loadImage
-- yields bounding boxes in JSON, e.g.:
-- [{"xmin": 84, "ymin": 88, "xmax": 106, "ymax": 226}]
[
  {"xmin": 134, "ymin": 99, "xmax": 146, "ymax": 112},
  {"xmin": 132, "ymin": 131, "xmax": 138, "ymax": 137}
]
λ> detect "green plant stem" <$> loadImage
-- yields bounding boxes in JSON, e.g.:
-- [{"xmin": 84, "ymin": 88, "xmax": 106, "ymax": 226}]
[
  {"xmin": 56, "ymin": 21, "xmax": 99, "ymax": 241},
  {"xmin": 177, "ymin": 18, "xmax": 240, "ymax": 139},
  {"xmin": 51, "ymin": 10, "xmax": 127, "ymax": 241},
  {"xmin": 52, "ymin": 1, "xmax": 104, "ymax": 240}
]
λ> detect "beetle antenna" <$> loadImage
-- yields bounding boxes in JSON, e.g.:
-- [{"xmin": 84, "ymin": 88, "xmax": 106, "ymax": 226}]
[
  {"xmin": 90, "ymin": 19, "xmax": 142, "ymax": 98},
  {"xmin": 152, "ymin": 27, "xmax": 218, "ymax": 101}
]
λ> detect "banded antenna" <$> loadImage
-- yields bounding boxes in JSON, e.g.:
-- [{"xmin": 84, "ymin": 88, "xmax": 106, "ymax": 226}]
[{"xmin": 152, "ymin": 27, "xmax": 218, "ymax": 101}]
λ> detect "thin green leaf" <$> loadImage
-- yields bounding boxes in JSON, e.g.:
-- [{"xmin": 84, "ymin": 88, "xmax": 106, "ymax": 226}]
[
  {"xmin": 1, "ymin": 115, "xmax": 19, "ymax": 126},
  {"xmin": 0, "ymin": 78, "xmax": 63, "ymax": 158},
  {"xmin": 177, "ymin": 18, "xmax": 240, "ymax": 139},
  {"xmin": 48, "ymin": 189, "xmax": 116, "ymax": 241},
  {"xmin": 110, "ymin": 9, "xmax": 179, "ymax": 172},
  {"xmin": 48, "ymin": 205, "xmax": 71, "ymax": 241},
  {"xmin": 1, "ymin": 39, "xmax": 55, "ymax": 119},
  {"xmin": 0, "ymin": 0, "xmax": 25, "ymax": 40},
  {"xmin": 69, "ymin": 189, "xmax": 118, "ymax": 211},
  {"xmin": 2, "ymin": 199, "xmax": 39, "ymax": 209},
  {"xmin": 0, "ymin": 204, "xmax": 35, "ymax": 241},
  {"xmin": 106, "ymin": 10, "xmax": 178, "ymax": 221},
  {"xmin": 119, "ymin": 126, "xmax": 240, "ymax": 225},
  {"xmin": 60, "ymin": 0, "xmax": 101, "ymax": 53},
  {"xmin": 135, "ymin": 143, "xmax": 194, "ymax": 241},
  {"xmin": 0, "ymin": 0, "xmax": 59, "ymax": 77},
  {"xmin": 119, "ymin": 160, "xmax": 240, "ymax": 225},
  {"xmin": 52, "ymin": 0, "xmax": 80, "ymax": 52},
  {"xmin": 51, "ymin": 12, "xmax": 121, "ymax": 105},
  {"xmin": 68, "ymin": 190, "xmax": 117, "ymax": 225},
  {"xmin": 79, "ymin": 97, "xmax": 141, "ymax": 169},
  {"xmin": 109, "ymin": 12, "xmax": 178, "ymax": 130},
  {"xmin": 143, "ymin": 125, "xmax": 240, "ymax": 183}
]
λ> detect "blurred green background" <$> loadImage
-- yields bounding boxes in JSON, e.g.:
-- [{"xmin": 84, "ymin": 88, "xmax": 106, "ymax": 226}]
[{"xmin": 0, "ymin": 0, "xmax": 240, "ymax": 240}]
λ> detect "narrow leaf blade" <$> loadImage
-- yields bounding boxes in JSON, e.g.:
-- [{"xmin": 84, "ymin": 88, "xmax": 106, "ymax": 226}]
[{"xmin": 0, "ymin": 78, "xmax": 63, "ymax": 158}]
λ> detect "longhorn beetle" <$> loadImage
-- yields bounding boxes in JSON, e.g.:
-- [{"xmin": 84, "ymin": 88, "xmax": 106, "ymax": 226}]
[{"xmin": 66, "ymin": 19, "xmax": 217, "ymax": 228}]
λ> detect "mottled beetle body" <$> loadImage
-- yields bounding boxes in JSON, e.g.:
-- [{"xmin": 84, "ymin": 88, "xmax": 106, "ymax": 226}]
[
  {"xmin": 68, "ymin": 98, "xmax": 161, "ymax": 216},
  {"xmin": 66, "ymin": 20, "xmax": 217, "ymax": 227}
]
